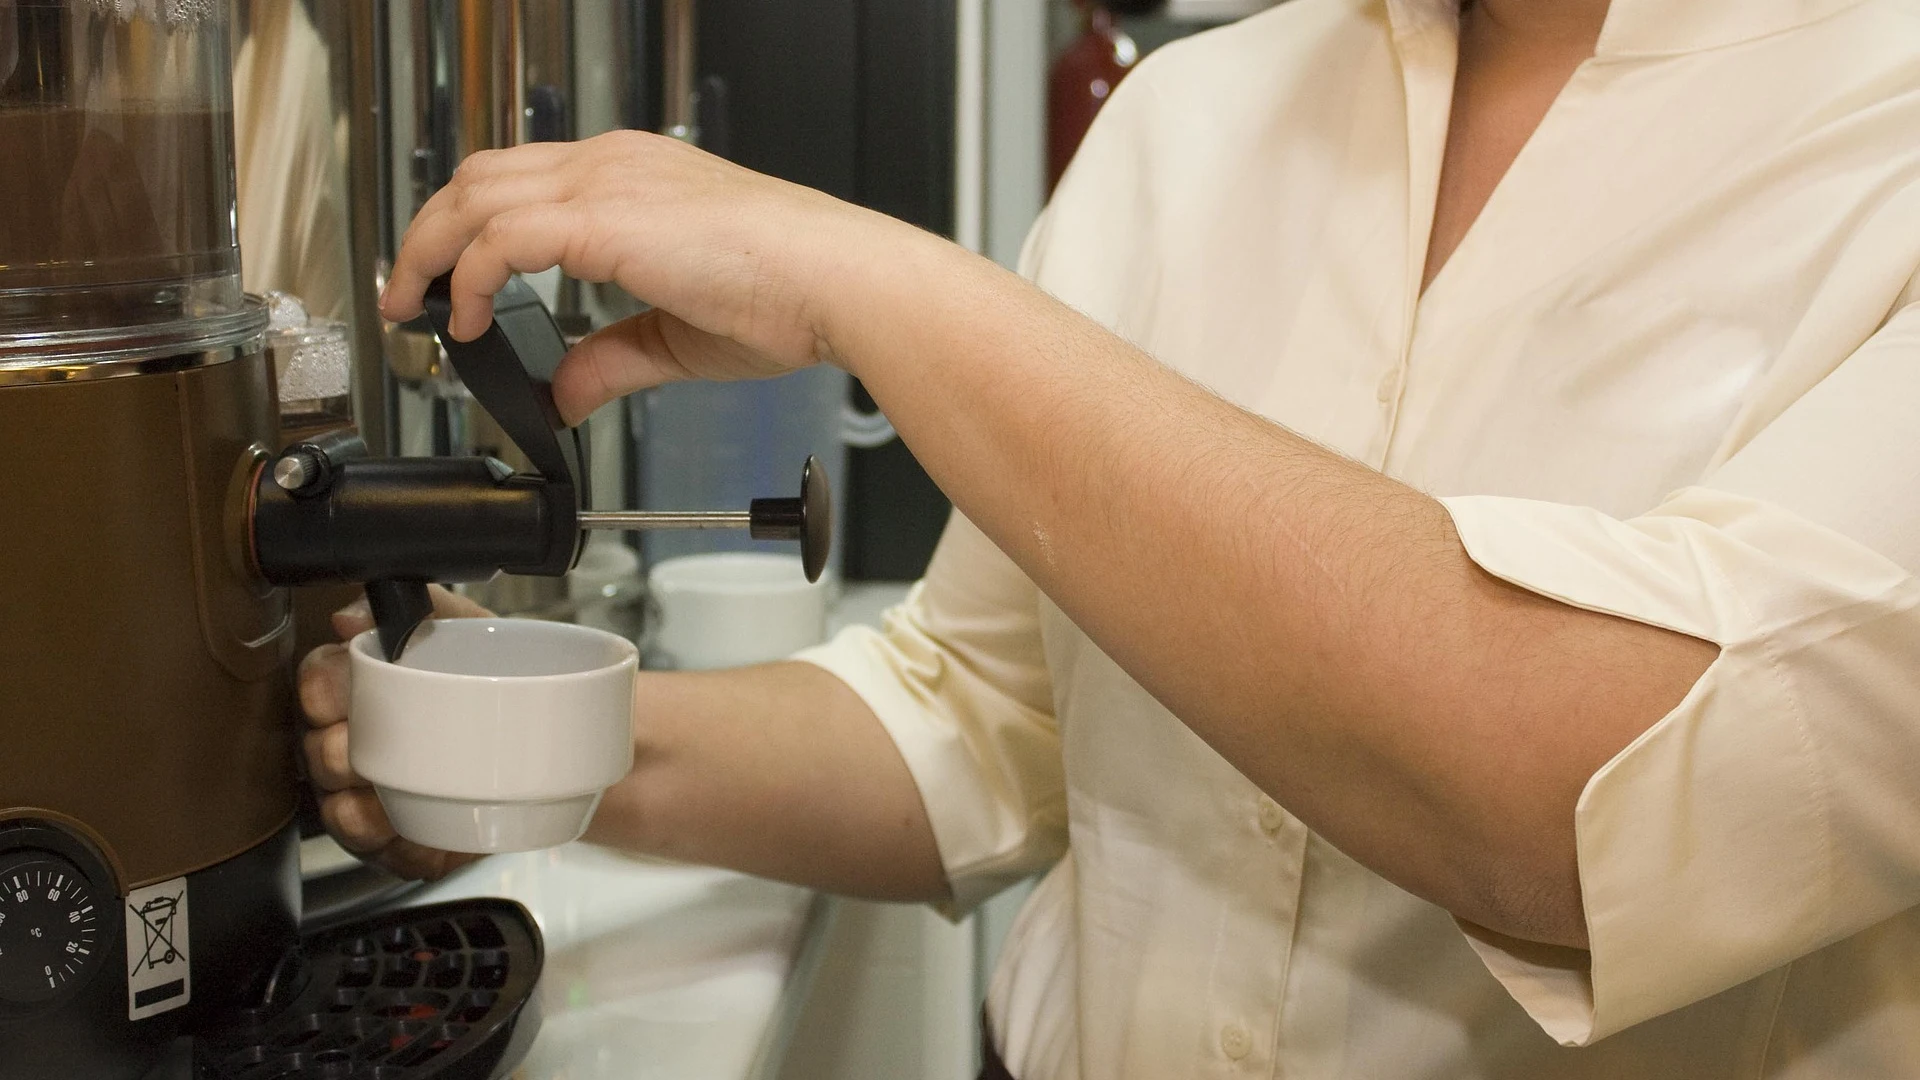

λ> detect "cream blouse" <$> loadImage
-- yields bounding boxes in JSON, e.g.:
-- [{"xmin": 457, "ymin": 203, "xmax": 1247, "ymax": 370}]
[{"xmin": 799, "ymin": 0, "xmax": 1920, "ymax": 1075}]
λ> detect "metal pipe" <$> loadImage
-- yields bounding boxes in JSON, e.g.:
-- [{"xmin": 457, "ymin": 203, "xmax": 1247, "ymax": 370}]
[
  {"xmin": 411, "ymin": 0, "xmax": 444, "ymax": 196},
  {"xmin": 347, "ymin": 0, "xmax": 393, "ymax": 456},
  {"xmin": 661, "ymin": 0, "xmax": 696, "ymax": 141},
  {"xmin": 578, "ymin": 510, "xmax": 751, "ymax": 530},
  {"xmin": 455, "ymin": 0, "xmax": 521, "ymax": 156},
  {"xmin": 306, "ymin": 0, "xmax": 396, "ymax": 456},
  {"xmin": 954, "ymin": 0, "xmax": 986, "ymax": 254}
]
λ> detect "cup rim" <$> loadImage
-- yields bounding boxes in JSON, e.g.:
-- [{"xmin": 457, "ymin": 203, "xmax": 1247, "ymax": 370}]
[
  {"xmin": 646, "ymin": 551, "xmax": 828, "ymax": 597},
  {"xmin": 348, "ymin": 618, "xmax": 638, "ymax": 683}
]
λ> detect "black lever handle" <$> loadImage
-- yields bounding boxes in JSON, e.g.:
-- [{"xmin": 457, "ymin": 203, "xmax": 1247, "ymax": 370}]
[
  {"xmin": 420, "ymin": 273, "xmax": 584, "ymax": 547},
  {"xmin": 252, "ymin": 274, "xmax": 588, "ymax": 662},
  {"xmin": 252, "ymin": 275, "xmax": 830, "ymax": 662},
  {"xmin": 350, "ymin": 275, "xmax": 582, "ymax": 658}
]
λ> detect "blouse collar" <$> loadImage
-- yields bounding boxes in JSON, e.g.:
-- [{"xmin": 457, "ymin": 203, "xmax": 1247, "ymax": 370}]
[{"xmin": 1384, "ymin": 0, "xmax": 1868, "ymax": 58}]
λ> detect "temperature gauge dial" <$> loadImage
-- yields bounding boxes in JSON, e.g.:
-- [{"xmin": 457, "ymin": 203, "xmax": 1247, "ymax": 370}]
[{"xmin": 0, "ymin": 853, "xmax": 103, "ymax": 1007}]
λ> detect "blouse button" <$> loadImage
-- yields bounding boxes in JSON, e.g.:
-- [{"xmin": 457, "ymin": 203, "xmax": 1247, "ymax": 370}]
[
  {"xmin": 1256, "ymin": 796, "xmax": 1286, "ymax": 836},
  {"xmin": 1221, "ymin": 1023, "xmax": 1252, "ymax": 1061}
]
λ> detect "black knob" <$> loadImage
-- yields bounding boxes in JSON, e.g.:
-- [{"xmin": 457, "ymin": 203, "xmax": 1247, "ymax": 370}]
[{"xmin": 749, "ymin": 455, "xmax": 832, "ymax": 583}]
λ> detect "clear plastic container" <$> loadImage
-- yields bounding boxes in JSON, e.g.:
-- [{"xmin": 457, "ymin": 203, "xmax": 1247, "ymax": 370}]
[{"xmin": 0, "ymin": 0, "xmax": 260, "ymax": 362}]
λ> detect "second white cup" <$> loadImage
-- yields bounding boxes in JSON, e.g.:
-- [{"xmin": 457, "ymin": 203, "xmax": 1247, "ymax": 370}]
[{"xmin": 648, "ymin": 552, "xmax": 829, "ymax": 670}]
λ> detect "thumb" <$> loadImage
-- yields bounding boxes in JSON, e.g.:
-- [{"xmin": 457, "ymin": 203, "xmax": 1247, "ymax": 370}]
[
  {"xmin": 552, "ymin": 310, "xmax": 694, "ymax": 425},
  {"xmin": 426, "ymin": 584, "xmax": 495, "ymax": 620}
]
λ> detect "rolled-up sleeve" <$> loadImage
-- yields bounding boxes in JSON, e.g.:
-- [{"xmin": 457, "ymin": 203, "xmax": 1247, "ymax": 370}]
[
  {"xmin": 794, "ymin": 511, "xmax": 1067, "ymax": 916},
  {"xmin": 1441, "ymin": 302, "xmax": 1920, "ymax": 1045}
]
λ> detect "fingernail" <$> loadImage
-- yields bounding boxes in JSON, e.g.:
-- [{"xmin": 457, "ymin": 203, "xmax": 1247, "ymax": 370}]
[
  {"xmin": 377, "ymin": 282, "xmax": 390, "ymax": 310},
  {"xmin": 338, "ymin": 597, "xmax": 370, "ymax": 621}
]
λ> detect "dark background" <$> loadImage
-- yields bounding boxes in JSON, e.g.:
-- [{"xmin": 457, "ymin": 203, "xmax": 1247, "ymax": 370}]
[{"xmin": 627, "ymin": 0, "xmax": 960, "ymax": 581}]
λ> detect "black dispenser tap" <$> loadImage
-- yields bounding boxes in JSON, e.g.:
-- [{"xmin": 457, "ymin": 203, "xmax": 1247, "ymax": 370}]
[{"xmin": 251, "ymin": 275, "xmax": 831, "ymax": 661}]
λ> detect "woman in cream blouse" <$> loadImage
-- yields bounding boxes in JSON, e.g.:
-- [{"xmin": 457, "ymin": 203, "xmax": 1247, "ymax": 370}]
[{"xmin": 305, "ymin": 0, "xmax": 1920, "ymax": 1075}]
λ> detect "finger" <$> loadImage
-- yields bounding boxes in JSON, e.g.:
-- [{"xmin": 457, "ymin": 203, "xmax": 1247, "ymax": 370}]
[
  {"xmin": 445, "ymin": 202, "xmax": 591, "ymax": 341},
  {"xmin": 298, "ymin": 644, "xmax": 351, "ymax": 727},
  {"xmin": 380, "ymin": 146, "xmax": 574, "ymax": 322},
  {"xmin": 427, "ymin": 584, "xmax": 495, "ymax": 620},
  {"xmin": 321, "ymin": 793, "xmax": 477, "ymax": 882},
  {"xmin": 303, "ymin": 725, "xmax": 360, "ymax": 792},
  {"xmin": 376, "ymin": 839, "xmax": 480, "ymax": 883},
  {"xmin": 320, "ymin": 788, "xmax": 397, "ymax": 856},
  {"xmin": 330, "ymin": 595, "xmax": 373, "ymax": 641},
  {"xmin": 554, "ymin": 310, "xmax": 787, "ymax": 424},
  {"xmin": 383, "ymin": 148, "xmax": 573, "ymax": 319},
  {"xmin": 552, "ymin": 310, "xmax": 696, "ymax": 424}
]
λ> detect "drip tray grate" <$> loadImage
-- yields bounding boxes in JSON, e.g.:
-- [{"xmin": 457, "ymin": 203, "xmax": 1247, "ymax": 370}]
[{"xmin": 197, "ymin": 899, "xmax": 543, "ymax": 1080}]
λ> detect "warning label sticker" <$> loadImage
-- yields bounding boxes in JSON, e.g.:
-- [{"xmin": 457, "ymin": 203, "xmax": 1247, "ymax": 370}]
[{"xmin": 124, "ymin": 877, "xmax": 190, "ymax": 1021}]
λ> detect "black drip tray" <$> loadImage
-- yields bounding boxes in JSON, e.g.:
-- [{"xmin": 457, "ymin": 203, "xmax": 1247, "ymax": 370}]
[{"xmin": 197, "ymin": 899, "xmax": 543, "ymax": 1080}]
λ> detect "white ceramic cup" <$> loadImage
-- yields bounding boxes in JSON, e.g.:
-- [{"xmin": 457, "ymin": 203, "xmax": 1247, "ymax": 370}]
[
  {"xmin": 648, "ymin": 552, "xmax": 829, "ymax": 670},
  {"xmin": 348, "ymin": 618, "xmax": 638, "ymax": 854}
]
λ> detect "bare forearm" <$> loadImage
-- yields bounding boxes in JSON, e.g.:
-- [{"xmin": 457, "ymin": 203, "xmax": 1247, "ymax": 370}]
[
  {"xmin": 839, "ymin": 241, "xmax": 1716, "ymax": 945},
  {"xmin": 584, "ymin": 661, "xmax": 949, "ymax": 903},
  {"xmin": 374, "ymin": 136, "xmax": 1715, "ymax": 944}
]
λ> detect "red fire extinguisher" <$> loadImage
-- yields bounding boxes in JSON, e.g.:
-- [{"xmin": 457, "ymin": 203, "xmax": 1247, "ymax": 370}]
[{"xmin": 1048, "ymin": 0, "xmax": 1169, "ymax": 193}]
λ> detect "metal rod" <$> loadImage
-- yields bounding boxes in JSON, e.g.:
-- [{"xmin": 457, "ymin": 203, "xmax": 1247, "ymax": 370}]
[
  {"xmin": 340, "ymin": 0, "xmax": 393, "ymax": 455},
  {"xmin": 578, "ymin": 510, "xmax": 751, "ymax": 530},
  {"xmin": 662, "ymin": 0, "xmax": 697, "ymax": 142}
]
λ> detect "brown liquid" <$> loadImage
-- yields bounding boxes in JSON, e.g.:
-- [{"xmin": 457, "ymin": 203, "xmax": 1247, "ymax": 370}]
[{"xmin": 0, "ymin": 105, "xmax": 239, "ymax": 297}]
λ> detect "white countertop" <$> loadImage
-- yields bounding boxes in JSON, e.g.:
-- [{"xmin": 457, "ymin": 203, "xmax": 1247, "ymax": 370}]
[
  {"xmin": 405, "ymin": 848, "xmax": 824, "ymax": 1080},
  {"xmin": 394, "ymin": 582, "xmax": 912, "ymax": 1080}
]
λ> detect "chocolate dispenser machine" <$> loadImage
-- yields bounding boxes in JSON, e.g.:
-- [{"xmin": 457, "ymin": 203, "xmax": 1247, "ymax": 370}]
[{"xmin": 0, "ymin": 3, "xmax": 826, "ymax": 1077}]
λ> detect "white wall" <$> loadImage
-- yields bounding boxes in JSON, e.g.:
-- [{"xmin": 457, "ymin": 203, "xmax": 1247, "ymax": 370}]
[{"xmin": 984, "ymin": 0, "xmax": 1049, "ymax": 268}]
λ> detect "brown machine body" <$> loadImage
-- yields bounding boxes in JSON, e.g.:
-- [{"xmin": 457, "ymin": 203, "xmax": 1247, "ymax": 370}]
[{"xmin": 0, "ymin": 348, "xmax": 297, "ymax": 892}]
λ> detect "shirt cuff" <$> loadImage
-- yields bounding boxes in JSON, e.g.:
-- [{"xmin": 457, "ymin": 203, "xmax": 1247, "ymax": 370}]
[
  {"xmin": 793, "ymin": 595, "xmax": 1065, "ymax": 918},
  {"xmin": 1437, "ymin": 489, "xmax": 1915, "ymax": 1044}
]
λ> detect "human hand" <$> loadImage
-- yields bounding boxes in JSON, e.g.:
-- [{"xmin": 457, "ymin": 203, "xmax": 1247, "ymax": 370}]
[
  {"xmin": 298, "ymin": 586, "xmax": 494, "ymax": 881},
  {"xmin": 378, "ymin": 130, "xmax": 942, "ymax": 424}
]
